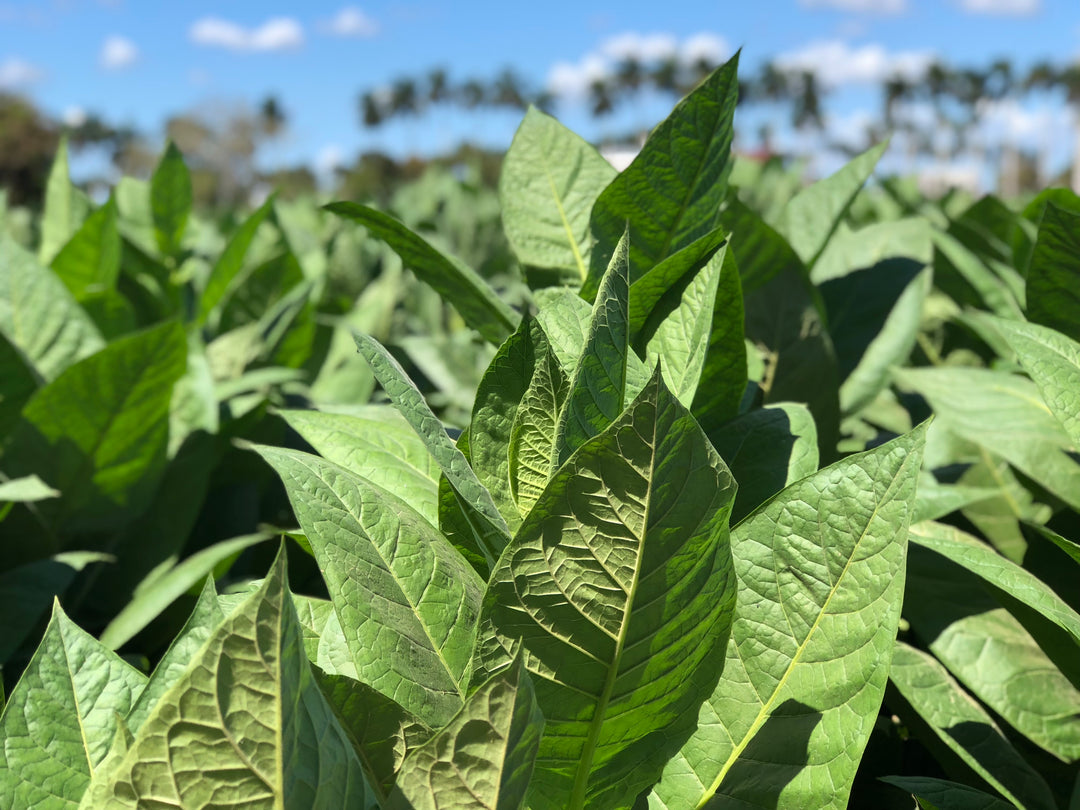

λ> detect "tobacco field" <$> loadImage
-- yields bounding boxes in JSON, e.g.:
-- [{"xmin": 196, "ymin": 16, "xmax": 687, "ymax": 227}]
[{"xmin": 1, "ymin": 53, "xmax": 1079, "ymax": 809}]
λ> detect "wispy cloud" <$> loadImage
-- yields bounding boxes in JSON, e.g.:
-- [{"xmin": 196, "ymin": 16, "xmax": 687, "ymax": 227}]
[
  {"xmin": 956, "ymin": 0, "xmax": 1040, "ymax": 14},
  {"xmin": 0, "ymin": 57, "xmax": 43, "ymax": 89},
  {"xmin": 190, "ymin": 17, "xmax": 304, "ymax": 52},
  {"xmin": 773, "ymin": 40, "xmax": 934, "ymax": 86},
  {"xmin": 799, "ymin": 0, "xmax": 907, "ymax": 12},
  {"xmin": 547, "ymin": 31, "xmax": 730, "ymax": 97},
  {"xmin": 318, "ymin": 7, "xmax": 379, "ymax": 38},
  {"xmin": 100, "ymin": 35, "xmax": 138, "ymax": 70}
]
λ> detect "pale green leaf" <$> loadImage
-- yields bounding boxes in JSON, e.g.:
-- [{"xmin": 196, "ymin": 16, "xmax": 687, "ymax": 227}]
[
  {"xmin": 508, "ymin": 337, "xmax": 568, "ymax": 517},
  {"xmin": 277, "ymin": 406, "xmax": 441, "ymax": 527},
  {"xmin": 500, "ymin": 106, "xmax": 616, "ymax": 284},
  {"xmin": 390, "ymin": 655, "xmax": 543, "ymax": 810},
  {"xmin": 0, "ymin": 602, "xmax": 148, "ymax": 810},
  {"xmin": 895, "ymin": 367, "xmax": 1080, "ymax": 512},
  {"xmin": 810, "ymin": 216, "xmax": 933, "ymax": 284},
  {"xmin": 654, "ymin": 424, "xmax": 926, "ymax": 810},
  {"xmin": 472, "ymin": 370, "xmax": 738, "ymax": 810},
  {"xmin": 39, "ymin": 138, "xmax": 91, "ymax": 266},
  {"xmin": 0, "ymin": 235, "xmax": 104, "ymax": 381},
  {"xmin": 77, "ymin": 550, "xmax": 373, "ymax": 809},
  {"xmin": 100, "ymin": 532, "xmax": 270, "ymax": 651},
  {"xmin": 775, "ymin": 140, "xmax": 888, "ymax": 269},
  {"xmin": 911, "ymin": 521, "xmax": 1080, "ymax": 650},
  {"xmin": 996, "ymin": 317, "xmax": 1080, "ymax": 448},
  {"xmin": 890, "ymin": 641, "xmax": 1056, "ymax": 810},
  {"xmin": 125, "ymin": 577, "xmax": 225, "ymax": 733},
  {"xmin": 645, "ymin": 241, "xmax": 725, "ymax": 407},
  {"xmin": 254, "ymin": 446, "xmax": 485, "ymax": 728},
  {"xmin": 905, "ymin": 544, "xmax": 1080, "ymax": 762}
]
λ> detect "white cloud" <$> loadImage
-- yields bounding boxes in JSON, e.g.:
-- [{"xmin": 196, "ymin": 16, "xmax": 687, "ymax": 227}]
[
  {"xmin": 956, "ymin": 0, "xmax": 1040, "ymax": 14},
  {"xmin": 0, "ymin": 57, "xmax": 43, "ymax": 88},
  {"xmin": 773, "ymin": 40, "xmax": 934, "ymax": 86},
  {"xmin": 547, "ymin": 30, "xmax": 731, "ymax": 97},
  {"xmin": 799, "ymin": 0, "xmax": 907, "ymax": 12},
  {"xmin": 976, "ymin": 97, "xmax": 1076, "ymax": 144},
  {"xmin": 190, "ymin": 16, "xmax": 303, "ymax": 52},
  {"xmin": 318, "ymin": 7, "xmax": 379, "ymax": 38},
  {"xmin": 100, "ymin": 35, "xmax": 138, "ymax": 70},
  {"xmin": 315, "ymin": 144, "xmax": 345, "ymax": 175},
  {"xmin": 63, "ymin": 105, "xmax": 87, "ymax": 127}
]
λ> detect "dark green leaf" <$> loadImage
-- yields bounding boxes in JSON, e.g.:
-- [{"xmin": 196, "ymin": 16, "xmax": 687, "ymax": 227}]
[
  {"xmin": 51, "ymin": 196, "xmax": 120, "ymax": 300},
  {"xmin": 150, "ymin": 141, "xmax": 191, "ymax": 257},
  {"xmin": 586, "ymin": 53, "xmax": 739, "ymax": 295},
  {"xmin": 1026, "ymin": 204, "xmax": 1080, "ymax": 342}
]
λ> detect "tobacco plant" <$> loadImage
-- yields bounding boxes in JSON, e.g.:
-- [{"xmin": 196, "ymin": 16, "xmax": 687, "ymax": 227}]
[{"xmin": 2, "ymin": 50, "xmax": 1080, "ymax": 810}]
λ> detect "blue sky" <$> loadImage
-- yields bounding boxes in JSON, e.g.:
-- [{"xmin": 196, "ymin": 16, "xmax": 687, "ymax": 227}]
[{"xmin": 1, "ymin": 0, "xmax": 1079, "ymax": 182}]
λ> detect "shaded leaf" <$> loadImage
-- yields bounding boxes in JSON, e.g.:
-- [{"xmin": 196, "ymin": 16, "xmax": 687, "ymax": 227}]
[
  {"xmin": 1026, "ymin": 203, "xmax": 1080, "ymax": 343},
  {"xmin": 150, "ymin": 141, "xmax": 191, "ymax": 257}
]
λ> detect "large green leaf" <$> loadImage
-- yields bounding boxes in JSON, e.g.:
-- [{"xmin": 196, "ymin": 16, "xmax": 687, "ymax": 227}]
[
  {"xmin": 313, "ymin": 668, "xmax": 432, "ymax": 804},
  {"xmin": 626, "ymin": 226, "xmax": 728, "ymax": 342},
  {"xmin": 911, "ymin": 521, "xmax": 1080, "ymax": 650},
  {"xmin": 775, "ymin": 140, "xmax": 888, "ymax": 269},
  {"xmin": 996, "ymin": 318, "xmax": 1080, "ymax": 448},
  {"xmin": 653, "ymin": 424, "xmax": 925, "ymax": 810},
  {"xmin": 3, "ymin": 321, "xmax": 188, "ymax": 539},
  {"xmin": 689, "ymin": 246, "xmax": 747, "ymax": 432},
  {"xmin": 890, "ymin": 640, "xmax": 1057, "ymax": 810},
  {"xmin": 471, "ymin": 370, "xmax": 738, "ymax": 810},
  {"xmin": 277, "ymin": 406, "xmax": 441, "ymax": 527},
  {"xmin": 198, "ymin": 194, "xmax": 276, "ymax": 328},
  {"xmin": 645, "ymin": 242, "xmax": 725, "ymax": 408},
  {"xmin": 819, "ymin": 259, "xmax": 929, "ymax": 415},
  {"xmin": 77, "ymin": 550, "xmax": 372, "ymax": 809},
  {"xmin": 810, "ymin": 216, "xmax": 933, "ymax": 284},
  {"xmin": 880, "ymin": 777, "xmax": 1017, "ymax": 810},
  {"xmin": 50, "ymin": 196, "xmax": 120, "ymax": 300},
  {"xmin": 895, "ymin": 367, "xmax": 1080, "ymax": 512},
  {"xmin": 1026, "ymin": 203, "xmax": 1080, "ymax": 343},
  {"xmin": 254, "ymin": 446, "xmax": 485, "ymax": 728},
  {"xmin": 124, "ymin": 577, "xmax": 224, "ymax": 733},
  {"xmin": 468, "ymin": 317, "xmax": 545, "ymax": 531},
  {"xmin": 389, "ymin": 656, "xmax": 543, "ymax": 810},
  {"xmin": 585, "ymin": 53, "xmax": 739, "ymax": 295},
  {"xmin": 99, "ymin": 532, "xmax": 270, "ymax": 651},
  {"xmin": 552, "ymin": 230, "xmax": 631, "ymax": 468},
  {"xmin": 508, "ymin": 336, "xmax": 568, "ymax": 518},
  {"xmin": 932, "ymin": 230, "xmax": 1023, "ymax": 319},
  {"xmin": 38, "ymin": 138, "xmax": 91, "ymax": 266},
  {"xmin": 150, "ymin": 141, "xmax": 191, "ymax": 257},
  {"xmin": 707, "ymin": 402, "xmax": 819, "ymax": 525},
  {"xmin": 724, "ymin": 200, "xmax": 840, "ymax": 457},
  {"xmin": 0, "ymin": 235, "xmax": 104, "ymax": 381},
  {"xmin": 0, "ymin": 602, "xmax": 148, "ymax": 810},
  {"xmin": 327, "ymin": 202, "xmax": 519, "ymax": 344},
  {"xmin": 905, "ymin": 544, "xmax": 1080, "ymax": 762},
  {"xmin": 500, "ymin": 106, "xmax": 616, "ymax": 284},
  {"xmin": 355, "ymin": 333, "xmax": 511, "ymax": 568}
]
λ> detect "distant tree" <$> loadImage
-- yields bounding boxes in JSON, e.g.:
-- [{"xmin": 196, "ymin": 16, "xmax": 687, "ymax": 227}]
[{"xmin": 0, "ymin": 94, "xmax": 58, "ymax": 206}]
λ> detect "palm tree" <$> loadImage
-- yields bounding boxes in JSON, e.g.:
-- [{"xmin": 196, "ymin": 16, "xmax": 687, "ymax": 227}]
[
  {"xmin": 360, "ymin": 92, "xmax": 384, "ymax": 127},
  {"xmin": 588, "ymin": 78, "xmax": 615, "ymax": 116},
  {"xmin": 492, "ymin": 69, "xmax": 526, "ymax": 110},
  {"xmin": 427, "ymin": 68, "xmax": 449, "ymax": 104}
]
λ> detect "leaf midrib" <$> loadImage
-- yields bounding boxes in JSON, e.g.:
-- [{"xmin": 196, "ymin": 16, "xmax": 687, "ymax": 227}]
[
  {"xmin": 543, "ymin": 162, "xmax": 586, "ymax": 282},
  {"xmin": 697, "ymin": 455, "xmax": 913, "ymax": 807},
  {"xmin": 566, "ymin": 390, "xmax": 658, "ymax": 809}
]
